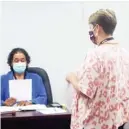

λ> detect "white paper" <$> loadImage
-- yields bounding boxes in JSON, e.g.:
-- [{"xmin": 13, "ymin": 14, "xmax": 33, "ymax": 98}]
[
  {"xmin": 65, "ymin": 83, "xmax": 73, "ymax": 111},
  {"xmin": 0, "ymin": 105, "xmax": 66, "ymax": 115},
  {"xmin": 0, "ymin": 104, "xmax": 46, "ymax": 112},
  {"xmin": 17, "ymin": 104, "xmax": 47, "ymax": 111},
  {"xmin": 0, "ymin": 106, "xmax": 19, "ymax": 112},
  {"xmin": 37, "ymin": 107, "xmax": 67, "ymax": 114},
  {"xmin": 9, "ymin": 79, "xmax": 32, "ymax": 101}
]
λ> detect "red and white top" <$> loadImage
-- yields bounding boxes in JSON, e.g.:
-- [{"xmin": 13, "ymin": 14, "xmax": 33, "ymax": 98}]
[{"xmin": 71, "ymin": 44, "xmax": 129, "ymax": 129}]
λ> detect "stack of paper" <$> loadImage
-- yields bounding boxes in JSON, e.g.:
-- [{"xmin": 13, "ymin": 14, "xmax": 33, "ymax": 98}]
[
  {"xmin": 37, "ymin": 107, "xmax": 67, "ymax": 114},
  {"xmin": 0, "ymin": 106, "xmax": 19, "ymax": 113},
  {"xmin": 0, "ymin": 105, "xmax": 67, "ymax": 114},
  {"xmin": 18, "ymin": 104, "xmax": 47, "ymax": 111},
  {"xmin": 0, "ymin": 104, "xmax": 46, "ymax": 113}
]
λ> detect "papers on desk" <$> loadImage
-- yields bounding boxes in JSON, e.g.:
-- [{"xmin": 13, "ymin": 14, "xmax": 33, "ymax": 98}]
[
  {"xmin": 18, "ymin": 104, "xmax": 47, "ymax": 111},
  {"xmin": 9, "ymin": 79, "xmax": 32, "ymax": 101},
  {"xmin": 0, "ymin": 105, "xmax": 67, "ymax": 114},
  {"xmin": 37, "ymin": 107, "xmax": 67, "ymax": 114},
  {"xmin": 0, "ymin": 106, "xmax": 19, "ymax": 112},
  {"xmin": 0, "ymin": 104, "xmax": 46, "ymax": 113}
]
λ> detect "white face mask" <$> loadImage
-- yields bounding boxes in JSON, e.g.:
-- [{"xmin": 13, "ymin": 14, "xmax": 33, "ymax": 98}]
[{"xmin": 12, "ymin": 62, "xmax": 26, "ymax": 74}]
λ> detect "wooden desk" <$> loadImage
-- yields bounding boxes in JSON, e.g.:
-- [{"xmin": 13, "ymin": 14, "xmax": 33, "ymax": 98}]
[{"xmin": 1, "ymin": 111, "xmax": 71, "ymax": 129}]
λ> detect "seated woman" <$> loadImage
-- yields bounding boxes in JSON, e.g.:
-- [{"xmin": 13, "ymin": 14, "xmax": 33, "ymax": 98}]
[{"xmin": 1, "ymin": 48, "xmax": 47, "ymax": 106}]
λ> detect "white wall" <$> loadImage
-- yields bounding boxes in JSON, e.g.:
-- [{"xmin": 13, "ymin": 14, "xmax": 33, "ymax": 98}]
[
  {"xmin": 1, "ymin": 1, "xmax": 129, "ymax": 108},
  {"xmin": 0, "ymin": 1, "xmax": 2, "ymax": 74}
]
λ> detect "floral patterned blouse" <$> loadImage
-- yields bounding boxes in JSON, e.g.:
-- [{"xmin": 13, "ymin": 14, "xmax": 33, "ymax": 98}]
[{"xmin": 71, "ymin": 44, "xmax": 129, "ymax": 129}]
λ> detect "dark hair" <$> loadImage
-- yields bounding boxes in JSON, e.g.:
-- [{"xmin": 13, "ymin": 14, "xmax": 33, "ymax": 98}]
[
  {"xmin": 89, "ymin": 9, "xmax": 117, "ymax": 35},
  {"xmin": 7, "ymin": 48, "xmax": 31, "ymax": 67}
]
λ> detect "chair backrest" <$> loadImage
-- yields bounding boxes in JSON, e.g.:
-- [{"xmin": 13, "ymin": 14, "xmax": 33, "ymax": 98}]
[{"xmin": 27, "ymin": 67, "xmax": 53, "ymax": 104}]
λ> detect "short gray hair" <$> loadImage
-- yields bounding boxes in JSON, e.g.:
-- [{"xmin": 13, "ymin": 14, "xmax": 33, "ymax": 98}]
[{"xmin": 89, "ymin": 9, "xmax": 117, "ymax": 35}]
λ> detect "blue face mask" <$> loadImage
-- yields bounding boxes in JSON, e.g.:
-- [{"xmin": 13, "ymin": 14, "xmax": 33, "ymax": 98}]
[{"xmin": 13, "ymin": 62, "xmax": 26, "ymax": 74}]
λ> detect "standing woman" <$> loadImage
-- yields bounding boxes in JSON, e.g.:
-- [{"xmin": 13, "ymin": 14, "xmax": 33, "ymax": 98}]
[
  {"xmin": 1, "ymin": 48, "xmax": 47, "ymax": 106},
  {"xmin": 66, "ymin": 9, "xmax": 129, "ymax": 129}
]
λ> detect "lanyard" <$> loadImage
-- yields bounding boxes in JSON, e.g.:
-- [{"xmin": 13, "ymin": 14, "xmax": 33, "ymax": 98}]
[{"xmin": 99, "ymin": 37, "xmax": 114, "ymax": 46}]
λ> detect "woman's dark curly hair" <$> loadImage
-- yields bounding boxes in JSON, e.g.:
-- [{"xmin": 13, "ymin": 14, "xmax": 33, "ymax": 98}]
[{"xmin": 7, "ymin": 48, "xmax": 31, "ymax": 67}]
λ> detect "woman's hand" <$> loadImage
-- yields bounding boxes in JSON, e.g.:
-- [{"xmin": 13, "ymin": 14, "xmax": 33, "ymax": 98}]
[
  {"xmin": 17, "ymin": 101, "xmax": 32, "ymax": 106},
  {"xmin": 66, "ymin": 72, "xmax": 81, "ymax": 93},
  {"xmin": 4, "ymin": 97, "xmax": 16, "ymax": 106},
  {"xmin": 66, "ymin": 72, "xmax": 78, "ymax": 85}
]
